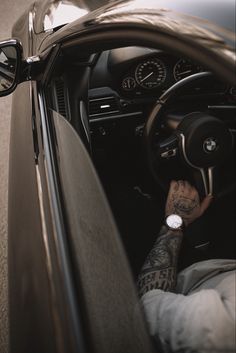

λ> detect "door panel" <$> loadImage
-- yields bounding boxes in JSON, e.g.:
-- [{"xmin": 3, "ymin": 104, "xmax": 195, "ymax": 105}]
[{"xmin": 52, "ymin": 110, "xmax": 156, "ymax": 353}]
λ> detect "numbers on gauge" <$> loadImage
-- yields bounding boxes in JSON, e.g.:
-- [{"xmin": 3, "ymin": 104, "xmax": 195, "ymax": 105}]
[{"xmin": 135, "ymin": 59, "xmax": 167, "ymax": 89}]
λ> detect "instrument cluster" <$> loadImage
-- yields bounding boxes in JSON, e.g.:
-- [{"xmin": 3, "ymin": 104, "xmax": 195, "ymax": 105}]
[{"xmin": 121, "ymin": 56, "xmax": 203, "ymax": 95}]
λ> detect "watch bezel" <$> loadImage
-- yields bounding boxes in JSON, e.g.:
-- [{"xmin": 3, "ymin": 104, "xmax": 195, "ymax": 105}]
[{"xmin": 165, "ymin": 214, "xmax": 183, "ymax": 231}]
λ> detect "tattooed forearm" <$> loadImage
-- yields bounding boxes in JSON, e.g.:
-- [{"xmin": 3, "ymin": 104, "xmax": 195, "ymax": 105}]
[
  {"xmin": 138, "ymin": 226, "xmax": 183, "ymax": 297},
  {"xmin": 138, "ymin": 268, "xmax": 176, "ymax": 297},
  {"xmin": 138, "ymin": 180, "xmax": 212, "ymax": 297}
]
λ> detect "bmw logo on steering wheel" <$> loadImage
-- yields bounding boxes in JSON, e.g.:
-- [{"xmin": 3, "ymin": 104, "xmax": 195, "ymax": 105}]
[{"xmin": 203, "ymin": 137, "xmax": 218, "ymax": 153}]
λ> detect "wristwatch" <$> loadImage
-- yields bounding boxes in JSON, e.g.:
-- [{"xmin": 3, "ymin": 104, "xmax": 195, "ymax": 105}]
[{"xmin": 165, "ymin": 214, "xmax": 184, "ymax": 231}]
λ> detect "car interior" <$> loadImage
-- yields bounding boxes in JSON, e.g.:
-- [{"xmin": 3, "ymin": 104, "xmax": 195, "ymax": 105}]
[{"xmin": 47, "ymin": 44, "xmax": 236, "ymax": 278}]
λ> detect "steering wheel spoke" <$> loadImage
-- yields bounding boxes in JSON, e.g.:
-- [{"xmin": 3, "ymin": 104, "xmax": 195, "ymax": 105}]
[
  {"xmin": 193, "ymin": 167, "xmax": 214, "ymax": 197},
  {"xmin": 158, "ymin": 135, "xmax": 178, "ymax": 159}
]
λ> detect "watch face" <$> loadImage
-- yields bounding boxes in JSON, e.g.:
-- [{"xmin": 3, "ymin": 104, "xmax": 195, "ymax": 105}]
[{"xmin": 166, "ymin": 214, "xmax": 183, "ymax": 229}]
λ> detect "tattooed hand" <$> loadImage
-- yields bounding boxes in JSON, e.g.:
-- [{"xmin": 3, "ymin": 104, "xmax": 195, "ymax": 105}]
[{"xmin": 165, "ymin": 180, "xmax": 213, "ymax": 226}]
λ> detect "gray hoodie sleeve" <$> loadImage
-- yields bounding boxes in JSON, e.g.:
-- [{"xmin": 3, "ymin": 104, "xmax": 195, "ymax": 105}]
[{"xmin": 141, "ymin": 269, "xmax": 236, "ymax": 353}]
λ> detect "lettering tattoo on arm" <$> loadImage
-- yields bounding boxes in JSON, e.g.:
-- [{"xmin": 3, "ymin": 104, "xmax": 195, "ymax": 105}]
[{"xmin": 138, "ymin": 226, "xmax": 183, "ymax": 297}]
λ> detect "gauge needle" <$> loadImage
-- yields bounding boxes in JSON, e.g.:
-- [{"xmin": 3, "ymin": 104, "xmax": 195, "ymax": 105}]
[
  {"xmin": 179, "ymin": 70, "xmax": 192, "ymax": 76},
  {"xmin": 140, "ymin": 71, "xmax": 154, "ymax": 82}
]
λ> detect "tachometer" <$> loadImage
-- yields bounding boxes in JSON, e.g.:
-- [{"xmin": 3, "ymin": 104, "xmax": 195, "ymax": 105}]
[
  {"xmin": 174, "ymin": 59, "xmax": 202, "ymax": 81},
  {"xmin": 135, "ymin": 59, "xmax": 166, "ymax": 89}
]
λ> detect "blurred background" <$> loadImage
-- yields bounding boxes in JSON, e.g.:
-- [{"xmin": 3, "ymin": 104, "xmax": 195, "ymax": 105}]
[{"xmin": 0, "ymin": 1, "xmax": 35, "ymax": 352}]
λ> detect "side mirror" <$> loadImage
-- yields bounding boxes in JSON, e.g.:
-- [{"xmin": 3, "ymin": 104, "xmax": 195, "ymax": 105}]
[{"xmin": 0, "ymin": 39, "xmax": 22, "ymax": 97}]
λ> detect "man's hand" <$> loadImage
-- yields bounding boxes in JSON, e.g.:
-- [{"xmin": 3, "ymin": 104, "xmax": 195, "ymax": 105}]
[{"xmin": 165, "ymin": 180, "xmax": 213, "ymax": 226}]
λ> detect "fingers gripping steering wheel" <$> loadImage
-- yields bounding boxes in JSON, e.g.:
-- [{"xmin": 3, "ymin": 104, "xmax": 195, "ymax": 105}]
[{"xmin": 144, "ymin": 72, "xmax": 234, "ymax": 197}]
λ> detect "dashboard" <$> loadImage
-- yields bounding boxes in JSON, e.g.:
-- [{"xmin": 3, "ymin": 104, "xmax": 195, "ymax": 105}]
[
  {"xmin": 88, "ymin": 46, "xmax": 236, "ymax": 140},
  {"xmin": 89, "ymin": 47, "xmax": 232, "ymax": 98}
]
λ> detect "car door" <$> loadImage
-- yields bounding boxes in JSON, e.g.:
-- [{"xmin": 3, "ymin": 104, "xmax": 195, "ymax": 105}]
[
  {"xmin": 3, "ymin": 60, "xmax": 156, "ymax": 353},
  {"xmin": 3, "ymin": 38, "xmax": 156, "ymax": 353},
  {"xmin": 48, "ymin": 108, "xmax": 156, "ymax": 353}
]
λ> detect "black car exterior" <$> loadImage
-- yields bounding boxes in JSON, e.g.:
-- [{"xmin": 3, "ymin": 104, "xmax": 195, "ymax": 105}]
[{"xmin": 0, "ymin": 1, "xmax": 235, "ymax": 352}]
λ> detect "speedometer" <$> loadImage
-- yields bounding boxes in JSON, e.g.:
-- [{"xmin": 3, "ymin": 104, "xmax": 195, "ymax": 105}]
[
  {"xmin": 174, "ymin": 59, "xmax": 202, "ymax": 81},
  {"xmin": 135, "ymin": 59, "xmax": 166, "ymax": 89}
]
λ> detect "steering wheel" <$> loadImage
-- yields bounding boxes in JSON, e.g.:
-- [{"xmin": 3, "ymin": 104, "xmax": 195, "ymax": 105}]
[{"xmin": 144, "ymin": 72, "xmax": 234, "ymax": 198}]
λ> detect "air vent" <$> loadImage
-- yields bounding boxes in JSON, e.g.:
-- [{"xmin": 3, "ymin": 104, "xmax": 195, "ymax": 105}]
[
  {"xmin": 89, "ymin": 96, "xmax": 119, "ymax": 117},
  {"xmin": 55, "ymin": 79, "xmax": 67, "ymax": 118}
]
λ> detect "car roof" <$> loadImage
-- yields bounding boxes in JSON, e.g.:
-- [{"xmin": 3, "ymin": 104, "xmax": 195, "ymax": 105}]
[
  {"xmin": 38, "ymin": 0, "xmax": 235, "ymax": 54},
  {"xmin": 33, "ymin": 0, "xmax": 114, "ymax": 33},
  {"xmin": 34, "ymin": 0, "xmax": 235, "ymax": 34},
  {"xmin": 138, "ymin": 0, "xmax": 236, "ymax": 33}
]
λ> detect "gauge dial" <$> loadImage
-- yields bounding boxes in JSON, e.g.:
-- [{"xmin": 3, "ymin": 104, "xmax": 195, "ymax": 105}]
[
  {"xmin": 174, "ymin": 59, "xmax": 202, "ymax": 81},
  {"xmin": 135, "ymin": 59, "xmax": 166, "ymax": 89},
  {"xmin": 122, "ymin": 77, "xmax": 136, "ymax": 91}
]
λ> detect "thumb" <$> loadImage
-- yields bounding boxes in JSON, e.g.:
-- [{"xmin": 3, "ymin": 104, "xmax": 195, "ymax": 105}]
[{"xmin": 200, "ymin": 194, "xmax": 213, "ymax": 215}]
